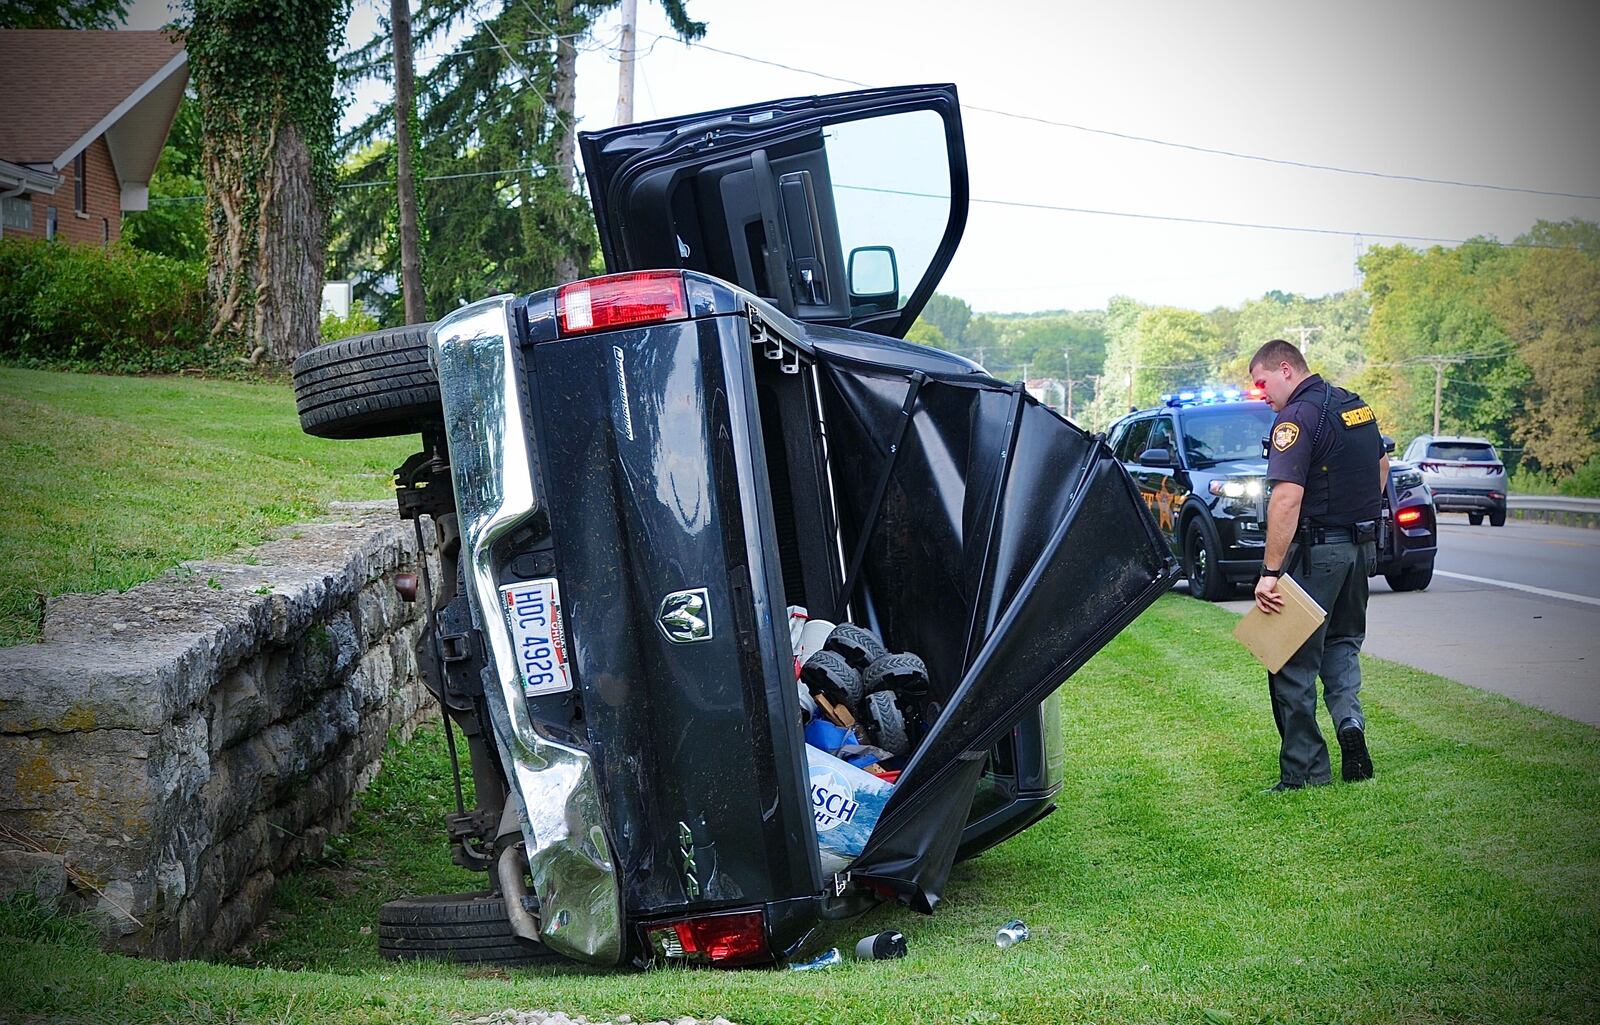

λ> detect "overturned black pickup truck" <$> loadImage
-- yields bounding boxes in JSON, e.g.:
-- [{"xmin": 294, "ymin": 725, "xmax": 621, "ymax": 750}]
[{"xmin": 292, "ymin": 84, "xmax": 1178, "ymax": 968}]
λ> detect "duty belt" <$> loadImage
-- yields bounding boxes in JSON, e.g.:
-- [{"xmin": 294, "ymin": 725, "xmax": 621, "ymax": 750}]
[{"xmin": 1300, "ymin": 525, "xmax": 1355, "ymax": 545}]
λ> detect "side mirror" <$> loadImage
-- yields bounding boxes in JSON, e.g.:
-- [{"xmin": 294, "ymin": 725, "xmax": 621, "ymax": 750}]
[
  {"xmin": 1138, "ymin": 447, "xmax": 1175, "ymax": 467},
  {"xmin": 848, "ymin": 245, "xmax": 899, "ymax": 315},
  {"xmin": 1382, "ymin": 434, "xmax": 1396, "ymax": 454}
]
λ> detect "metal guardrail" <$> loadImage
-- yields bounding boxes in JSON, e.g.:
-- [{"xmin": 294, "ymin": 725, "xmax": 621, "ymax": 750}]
[
  {"xmin": 1505, "ymin": 494, "xmax": 1600, "ymax": 528},
  {"xmin": 1507, "ymin": 495, "xmax": 1600, "ymax": 512}
]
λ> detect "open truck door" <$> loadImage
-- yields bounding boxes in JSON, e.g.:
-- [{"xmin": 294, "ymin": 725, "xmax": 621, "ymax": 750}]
[{"xmin": 581, "ymin": 84, "xmax": 969, "ymax": 338}]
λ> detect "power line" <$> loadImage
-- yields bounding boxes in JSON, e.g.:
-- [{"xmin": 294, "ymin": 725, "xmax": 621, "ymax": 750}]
[
  {"xmin": 639, "ymin": 31, "xmax": 869, "ymax": 88},
  {"xmin": 342, "ymin": 164, "xmax": 548, "ymax": 188},
  {"xmin": 833, "ymin": 183, "xmax": 1589, "ymax": 250},
  {"xmin": 150, "ymin": 177, "xmax": 1585, "ymax": 254},
  {"xmin": 149, "ymin": 163, "xmax": 549, "ymax": 202},
  {"xmin": 412, "ymin": 32, "xmax": 618, "ymax": 67},
  {"xmin": 960, "ymin": 103, "xmax": 1600, "ymax": 202},
  {"xmin": 646, "ymin": 32, "xmax": 1600, "ymax": 202},
  {"xmin": 480, "ymin": 17, "xmax": 575, "ymax": 138},
  {"xmin": 1363, "ymin": 349, "xmax": 1516, "ymax": 368}
]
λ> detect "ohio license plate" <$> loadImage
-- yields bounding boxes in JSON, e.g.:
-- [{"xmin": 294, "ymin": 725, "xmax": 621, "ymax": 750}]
[{"xmin": 499, "ymin": 578, "xmax": 573, "ymax": 698}]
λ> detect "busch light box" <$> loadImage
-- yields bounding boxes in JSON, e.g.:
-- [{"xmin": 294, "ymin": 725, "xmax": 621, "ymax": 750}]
[{"xmin": 806, "ymin": 745, "xmax": 893, "ymax": 874}]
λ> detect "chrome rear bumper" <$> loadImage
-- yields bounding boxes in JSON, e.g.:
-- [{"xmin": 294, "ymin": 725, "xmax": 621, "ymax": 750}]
[{"xmin": 430, "ymin": 296, "xmax": 624, "ymax": 965}]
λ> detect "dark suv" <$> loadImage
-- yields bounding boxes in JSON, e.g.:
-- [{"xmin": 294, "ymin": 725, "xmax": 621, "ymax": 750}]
[
  {"xmin": 1108, "ymin": 394, "xmax": 1437, "ymax": 599},
  {"xmin": 293, "ymin": 85, "xmax": 1177, "ymax": 968}
]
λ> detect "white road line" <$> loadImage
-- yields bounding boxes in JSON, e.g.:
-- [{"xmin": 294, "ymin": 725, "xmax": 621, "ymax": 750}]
[{"xmin": 1435, "ymin": 570, "xmax": 1600, "ymax": 608}]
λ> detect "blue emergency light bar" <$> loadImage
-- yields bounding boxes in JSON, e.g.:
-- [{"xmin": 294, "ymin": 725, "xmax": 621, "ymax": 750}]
[{"xmin": 1160, "ymin": 386, "xmax": 1254, "ymax": 407}]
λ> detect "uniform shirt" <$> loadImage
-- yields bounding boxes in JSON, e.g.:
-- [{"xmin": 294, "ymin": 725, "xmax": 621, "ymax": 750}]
[
  {"xmin": 1266, "ymin": 374, "xmax": 1385, "ymax": 517},
  {"xmin": 1265, "ymin": 374, "xmax": 1332, "ymax": 487}
]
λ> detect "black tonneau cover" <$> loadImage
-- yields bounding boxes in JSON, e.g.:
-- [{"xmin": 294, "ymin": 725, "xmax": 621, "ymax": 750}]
[{"xmin": 809, "ymin": 343, "xmax": 1178, "ymax": 909}]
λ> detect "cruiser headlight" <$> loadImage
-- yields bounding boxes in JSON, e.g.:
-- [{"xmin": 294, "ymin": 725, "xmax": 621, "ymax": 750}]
[{"xmin": 1209, "ymin": 477, "xmax": 1264, "ymax": 499}]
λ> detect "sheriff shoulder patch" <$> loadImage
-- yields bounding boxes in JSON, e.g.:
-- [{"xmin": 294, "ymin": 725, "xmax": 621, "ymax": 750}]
[
  {"xmin": 1272, "ymin": 422, "xmax": 1301, "ymax": 451},
  {"xmin": 1340, "ymin": 405, "xmax": 1376, "ymax": 428}
]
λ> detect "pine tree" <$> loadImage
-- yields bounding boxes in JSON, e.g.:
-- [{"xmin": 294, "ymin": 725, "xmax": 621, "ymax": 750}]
[{"xmin": 333, "ymin": 0, "xmax": 704, "ymax": 321}]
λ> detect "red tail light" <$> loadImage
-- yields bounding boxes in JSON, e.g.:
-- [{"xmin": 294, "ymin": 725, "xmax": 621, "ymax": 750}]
[
  {"xmin": 646, "ymin": 910, "xmax": 769, "ymax": 966},
  {"xmin": 556, "ymin": 271, "xmax": 688, "ymax": 335},
  {"xmin": 1396, "ymin": 507, "xmax": 1424, "ymax": 526}
]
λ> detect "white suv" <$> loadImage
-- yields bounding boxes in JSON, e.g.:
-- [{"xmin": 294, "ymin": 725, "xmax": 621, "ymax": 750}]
[{"xmin": 1402, "ymin": 435, "xmax": 1508, "ymax": 526}]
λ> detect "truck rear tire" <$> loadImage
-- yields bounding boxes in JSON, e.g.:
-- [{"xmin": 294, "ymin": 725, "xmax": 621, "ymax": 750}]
[
  {"xmin": 293, "ymin": 324, "xmax": 441, "ymax": 440},
  {"xmin": 378, "ymin": 892, "xmax": 563, "ymax": 965}
]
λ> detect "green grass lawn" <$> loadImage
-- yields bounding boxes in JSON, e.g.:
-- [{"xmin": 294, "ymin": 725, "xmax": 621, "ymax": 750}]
[
  {"xmin": 3, "ymin": 595, "xmax": 1597, "ymax": 1025},
  {"xmin": 0, "ymin": 368, "xmax": 416, "ymax": 645}
]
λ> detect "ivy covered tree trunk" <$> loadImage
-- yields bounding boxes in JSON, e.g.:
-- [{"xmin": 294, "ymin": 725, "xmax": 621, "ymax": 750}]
[{"xmin": 187, "ymin": 0, "xmax": 348, "ymax": 364}]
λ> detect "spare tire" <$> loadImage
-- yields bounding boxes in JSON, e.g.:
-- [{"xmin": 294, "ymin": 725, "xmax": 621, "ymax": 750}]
[
  {"xmin": 801, "ymin": 650, "xmax": 864, "ymax": 715},
  {"xmin": 863, "ymin": 652, "xmax": 929, "ymax": 696},
  {"xmin": 824, "ymin": 623, "xmax": 888, "ymax": 670},
  {"xmin": 378, "ymin": 891, "xmax": 562, "ymax": 966},
  {"xmin": 863, "ymin": 691, "xmax": 911, "ymax": 757},
  {"xmin": 293, "ymin": 323, "xmax": 440, "ymax": 439}
]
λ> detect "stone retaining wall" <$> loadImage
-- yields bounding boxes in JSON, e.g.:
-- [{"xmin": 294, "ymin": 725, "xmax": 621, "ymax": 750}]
[{"xmin": 0, "ymin": 502, "xmax": 436, "ymax": 958}]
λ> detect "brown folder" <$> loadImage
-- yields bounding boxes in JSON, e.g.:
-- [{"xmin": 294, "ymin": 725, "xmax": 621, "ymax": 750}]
[{"xmin": 1233, "ymin": 573, "xmax": 1327, "ymax": 673}]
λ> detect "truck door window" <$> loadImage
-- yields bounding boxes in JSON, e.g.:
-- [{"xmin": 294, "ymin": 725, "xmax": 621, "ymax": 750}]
[{"xmin": 824, "ymin": 110, "xmax": 950, "ymax": 316}]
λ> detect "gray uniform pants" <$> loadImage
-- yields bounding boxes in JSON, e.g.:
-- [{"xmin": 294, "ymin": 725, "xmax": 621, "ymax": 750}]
[{"xmin": 1268, "ymin": 540, "xmax": 1371, "ymax": 785}]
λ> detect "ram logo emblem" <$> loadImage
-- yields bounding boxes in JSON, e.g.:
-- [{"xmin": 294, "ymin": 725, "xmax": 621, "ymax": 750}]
[{"xmin": 658, "ymin": 588, "xmax": 712, "ymax": 643}]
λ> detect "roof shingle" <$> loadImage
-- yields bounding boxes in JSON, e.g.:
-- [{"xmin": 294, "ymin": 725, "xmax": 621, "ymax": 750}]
[{"xmin": 0, "ymin": 29, "xmax": 186, "ymax": 166}]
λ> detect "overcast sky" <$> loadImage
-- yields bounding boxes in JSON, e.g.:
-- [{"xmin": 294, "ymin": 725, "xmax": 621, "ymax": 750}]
[{"xmin": 124, "ymin": 0, "xmax": 1600, "ymax": 315}]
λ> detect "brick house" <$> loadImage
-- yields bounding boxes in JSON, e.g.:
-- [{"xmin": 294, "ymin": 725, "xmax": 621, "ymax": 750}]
[{"xmin": 0, "ymin": 30, "xmax": 188, "ymax": 245}]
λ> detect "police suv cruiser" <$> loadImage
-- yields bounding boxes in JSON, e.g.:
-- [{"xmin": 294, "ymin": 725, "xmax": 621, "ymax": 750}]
[{"xmin": 1108, "ymin": 389, "xmax": 1438, "ymax": 600}]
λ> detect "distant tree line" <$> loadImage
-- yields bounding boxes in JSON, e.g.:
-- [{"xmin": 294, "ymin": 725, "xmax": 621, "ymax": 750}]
[{"xmin": 913, "ymin": 218, "xmax": 1599, "ymax": 484}]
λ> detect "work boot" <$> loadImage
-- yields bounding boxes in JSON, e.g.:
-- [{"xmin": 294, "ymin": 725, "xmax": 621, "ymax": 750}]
[
  {"xmin": 1261, "ymin": 779, "xmax": 1329, "ymax": 795},
  {"xmin": 1337, "ymin": 718, "xmax": 1374, "ymax": 782}
]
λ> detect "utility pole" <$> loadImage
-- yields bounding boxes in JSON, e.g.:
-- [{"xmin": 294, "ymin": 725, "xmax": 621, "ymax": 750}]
[
  {"xmin": 391, "ymin": 0, "xmax": 425, "ymax": 324},
  {"xmin": 1410, "ymin": 354, "xmax": 1468, "ymax": 434},
  {"xmin": 615, "ymin": 0, "xmax": 637, "ymax": 125},
  {"xmin": 1062, "ymin": 348, "xmax": 1072, "ymax": 418},
  {"xmin": 1433, "ymin": 362, "xmax": 1443, "ymax": 435},
  {"xmin": 1283, "ymin": 325, "xmax": 1322, "ymax": 356}
]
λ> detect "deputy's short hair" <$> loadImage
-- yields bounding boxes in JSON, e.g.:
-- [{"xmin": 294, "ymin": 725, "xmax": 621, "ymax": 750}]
[{"xmin": 1249, "ymin": 339, "xmax": 1308, "ymax": 374}]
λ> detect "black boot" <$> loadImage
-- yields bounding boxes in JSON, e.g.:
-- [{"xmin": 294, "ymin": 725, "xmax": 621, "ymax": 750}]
[{"xmin": 1337, "ymin": 718, "xmax": 1374, "ymax": 782}]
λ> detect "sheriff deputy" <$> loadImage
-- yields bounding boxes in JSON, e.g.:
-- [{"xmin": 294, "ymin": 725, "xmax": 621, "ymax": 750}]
[{"xmin": 1248, "ymin": 338, "xmax": 1385, "ymax": 792}]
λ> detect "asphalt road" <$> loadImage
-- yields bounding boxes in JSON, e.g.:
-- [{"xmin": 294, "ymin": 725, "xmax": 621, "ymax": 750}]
[{"xmin": 1217, "ymin": 514, "xmax": 1600, "ymax": 727}]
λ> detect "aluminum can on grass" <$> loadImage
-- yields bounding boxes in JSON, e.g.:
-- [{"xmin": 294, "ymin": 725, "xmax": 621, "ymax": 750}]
[
  {"xmin": 854, "ymin": 929, "xmax": 907, "ymax": 960},
  {"xmin": 787, "ymin": 947, "xmax": 843, "ymax": 971},
  {"xmin": 995, "ymin": 919, "xmax": 1029, "ymax": 948}
]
